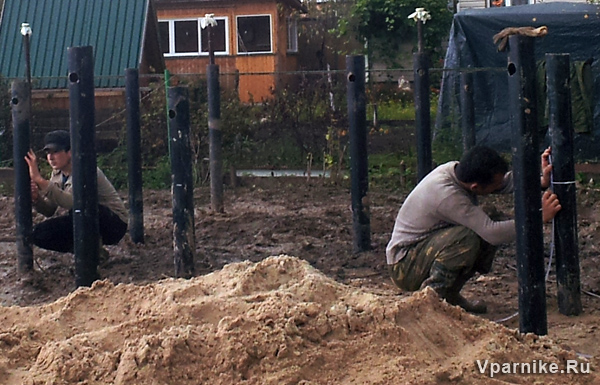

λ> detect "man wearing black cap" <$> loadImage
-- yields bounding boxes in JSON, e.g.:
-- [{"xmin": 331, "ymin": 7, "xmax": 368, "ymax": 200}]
[{"xmin": 24, "ymin": 130, "xmax": 128, "ymax": 259}]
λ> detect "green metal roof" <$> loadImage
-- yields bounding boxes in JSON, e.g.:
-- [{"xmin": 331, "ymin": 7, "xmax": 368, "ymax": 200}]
[{"xmin": 0, "ymin": 0, "xmax": 159, "ymax": 89}]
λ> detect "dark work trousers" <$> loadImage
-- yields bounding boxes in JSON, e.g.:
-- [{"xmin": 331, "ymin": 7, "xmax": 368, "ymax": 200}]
[{"xmin": 31, "ymin": 204, "xmax": 128, "ymax": 253}]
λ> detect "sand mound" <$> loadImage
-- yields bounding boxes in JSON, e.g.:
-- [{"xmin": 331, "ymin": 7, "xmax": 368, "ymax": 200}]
[{"xmin": 0, "ymin": 255, "xmax": 595, "ymax": 384}]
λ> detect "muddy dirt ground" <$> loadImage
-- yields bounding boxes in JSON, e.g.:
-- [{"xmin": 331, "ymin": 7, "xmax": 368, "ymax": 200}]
[
  {"xmin": 1, "ymin": 117, "xmax": 600, "ymax": 383},
  {"xmin": 1, "ymin": 173, "xmax": 600, "ymax": 356}
]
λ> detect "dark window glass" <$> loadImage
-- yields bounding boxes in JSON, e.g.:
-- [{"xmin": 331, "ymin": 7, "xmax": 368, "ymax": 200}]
[
  {"xmin": 174, "ymin": 20, "xmax": 199, "ymax": 53},
  {"xmin": 287, "ymin": 18, "xmax": 298, "ymax": 52},
  {"xmin": 237, "ymin": 16, "xmax": 271, "ymax": 53},
  {"xmin": 201, "ymin": 19, "xmax": 227, "ymax": 53},
  {"xmin": 158, "ymin": 22, "xmax": 170, "ymax": 54}
]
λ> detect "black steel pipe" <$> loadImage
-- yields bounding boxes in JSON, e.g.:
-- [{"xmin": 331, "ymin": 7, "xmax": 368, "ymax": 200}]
[
  {"xmin": 546, "ymin": 53, "xmax": 582, "ymax": 316},
  {"xmin": 23, "ymin": 32, "xmax": 33, "ymax": 139},
  {"xmin": 23, "ymin": 34, "xmax": 31, "ymax": 91},
  {"xmin": 168, "ymin": 86, "xmax": 196, "ymax": 278},
  {"xmin": 68, "ymin": 46, "xmax": 100, "ymax": 287},
  {"xmin": 208, "ymin": 64, "xmax": 223, "ymax": 213},
  {"xmin": 208, "ymin": 25, "xmax": 215, "ymax": 66},
  {"xmin": 417, "ymin": 21, "xmax": 424, "ymax": 53},
  {"xmin": 414, "ymin": 52, "xmax": 432, "ymax": 181},
  {"xmin": 460, "ymin": 71, "xmax": 476, "ymax": 152},
  {"xmin": 346, "ymin": 55, "xmax": 371, "ymax": 253},
  {"xmin": 507, "ymin": 36, "xmax": 547, "ymax": 335},
  {"xmin": 11, "ymin": 81, "xmax": 33, "ymax": 273},
  {"xmin": 126, "ymin": 68, "xmax": 144, "ymax": 244}
]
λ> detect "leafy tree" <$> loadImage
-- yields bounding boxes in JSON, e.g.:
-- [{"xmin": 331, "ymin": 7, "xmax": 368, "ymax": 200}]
[
  {"xmin": 294, "ymin": 0, "xmax": 359, "ymax": 71},
  {"xmin": 336, "ymin": 0, "xmax": 453, "ymax": 65}
]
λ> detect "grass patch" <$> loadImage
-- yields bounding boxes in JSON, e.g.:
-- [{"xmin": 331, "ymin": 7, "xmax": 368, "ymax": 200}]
[
  {"xmin": 368, "ymin": 152, "xmax": 417, "ymax": 190},
  {"xmin": 367, "ymin": 97, "xmax": 438, "ymax": 122}
]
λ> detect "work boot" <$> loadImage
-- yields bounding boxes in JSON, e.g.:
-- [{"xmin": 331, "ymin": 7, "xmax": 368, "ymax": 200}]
[
  {"xmin": 421, "ymin": 262, "xmax": 487, "ymax": 314},
  {"xmin": 446, "ymin": 267, "xmax": 487, "ymax": 314},
  {"xmin": 445, "ymin": 292, "xmax": 487, "ymax": 314}
]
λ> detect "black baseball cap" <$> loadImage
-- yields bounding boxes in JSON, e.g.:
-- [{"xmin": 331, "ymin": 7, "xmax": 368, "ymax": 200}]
[{"xmin": 43, "ymin": 130, "xmax": 71, "ymax": 152}]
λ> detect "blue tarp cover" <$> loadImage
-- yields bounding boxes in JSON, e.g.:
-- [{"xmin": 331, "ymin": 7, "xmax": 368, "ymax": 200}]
[{"xmin": 436, "ymin": 2, "xmax": 600, "ymax": 159}]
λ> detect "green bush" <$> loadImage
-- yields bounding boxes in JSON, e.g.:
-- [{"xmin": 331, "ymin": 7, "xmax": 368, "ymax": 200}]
[
  {"xmin": 142, "ymin": 156, "xmax": 172, "ymax": 190},
  {"xmin": 99, "ymin": 72, "xmax": 436, "ymax": 191}
]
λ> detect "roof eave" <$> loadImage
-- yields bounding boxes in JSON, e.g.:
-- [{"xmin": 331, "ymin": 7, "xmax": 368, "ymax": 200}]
[{"xmin": 154, "ymin": 0, "xmax": 308, "ymax": 13}]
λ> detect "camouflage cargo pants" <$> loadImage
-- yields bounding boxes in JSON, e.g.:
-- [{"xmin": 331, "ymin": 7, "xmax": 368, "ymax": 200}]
[{"xmin": 388, "ymin": 226, "xmax": 496, "ymax": 292}]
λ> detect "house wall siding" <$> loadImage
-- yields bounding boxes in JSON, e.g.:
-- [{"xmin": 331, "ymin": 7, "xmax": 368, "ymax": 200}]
[
  {"xmin": 31, "ymin": 90, "xmax": 126, "ymax": 150},
  {"xmin": 157, "ymin": 1, "xmax": 296, "ymax": 102}
]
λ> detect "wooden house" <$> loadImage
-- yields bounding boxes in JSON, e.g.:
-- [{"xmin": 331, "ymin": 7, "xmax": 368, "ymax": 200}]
[{"xmin": 154, "ymin": 0, "xmax": 307, "ymax": 103}]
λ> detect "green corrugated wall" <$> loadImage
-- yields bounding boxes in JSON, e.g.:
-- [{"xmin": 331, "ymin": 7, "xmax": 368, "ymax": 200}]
[{"xmin": 0, "ymin": 0, "xmax": 149, "ymax": 88}]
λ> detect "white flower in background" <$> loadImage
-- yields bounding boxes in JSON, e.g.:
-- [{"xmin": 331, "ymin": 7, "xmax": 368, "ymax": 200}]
[
  {"xmin": 200, "ymin": 14, "xmax": 217, "ymax": 29},
  {"xmin": 20, "ymin": 22, "xmax": 32, "ymax": 36},
  {"xmin": 408, "ymin": 8, "xmax": 432, "ymax": 24}
]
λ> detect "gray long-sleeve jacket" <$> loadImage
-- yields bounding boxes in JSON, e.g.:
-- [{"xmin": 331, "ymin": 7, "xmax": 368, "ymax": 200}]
[{"xmin": 386, "ymin": 161, "xmax": 515, "ymax": 265}]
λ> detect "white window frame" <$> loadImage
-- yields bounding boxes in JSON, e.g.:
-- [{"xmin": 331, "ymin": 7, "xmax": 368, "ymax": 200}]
[
  {"xmin": 236, "ymin": 14, "xmax": 273, "ymax": 55},
  {"xmin": 159, "ymin": 17, "xmax": 230, "ymax": 57}
]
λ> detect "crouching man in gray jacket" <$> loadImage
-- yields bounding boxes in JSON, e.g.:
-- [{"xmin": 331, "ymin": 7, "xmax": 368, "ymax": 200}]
[{"xmin": 386, "ymin": 146, "xmax": 561, "ymax": 313}]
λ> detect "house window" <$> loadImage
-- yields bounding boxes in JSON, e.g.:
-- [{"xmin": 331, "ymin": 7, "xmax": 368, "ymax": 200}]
[
  {"xmin": 158, "ymin": 18, "xmax": 229, "ymax": 56},
  {"xmin": 175, "ymin": 20, "xmax": 199, "ymax": 53},
  {"xmin": 159, "ymin": 22, "xmax": 170, "ymax": 54},
  {"xmin": 201, "ymin": 19, "xmax": 227, "ymax": 53},
  {"xmin": 237, "ymin": 15, "xmax": 272, "ymax": 54},
  {"xmin": 287, "ymin": 17, "xmax": 298, "ymax": 53}
]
